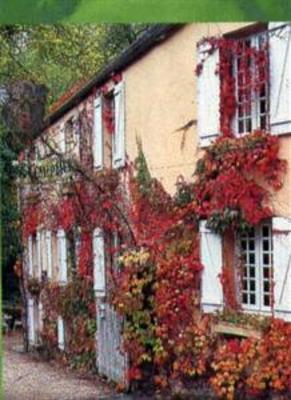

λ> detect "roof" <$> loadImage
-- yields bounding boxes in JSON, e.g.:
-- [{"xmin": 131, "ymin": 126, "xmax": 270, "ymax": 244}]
[{"xmin": 45, "ymin": 24, "xmax": 183, "ymax": 128}]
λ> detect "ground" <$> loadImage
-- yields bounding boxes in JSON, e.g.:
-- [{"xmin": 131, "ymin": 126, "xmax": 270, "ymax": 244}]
[
  {"xmin": 3, "ymin": 331, "xmax": 132, "ymax": 400},
  {"xmin": 3, "ymin": 331, "xmax": 216, "ymax": 400}
]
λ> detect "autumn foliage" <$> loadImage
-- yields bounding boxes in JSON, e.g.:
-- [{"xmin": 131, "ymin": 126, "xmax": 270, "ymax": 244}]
[
  {"xmin": 20, "ymin": 32, "xmax": 290, "ymax": 398},
  {"xmin": 194, "ymin": 130, "xmax": 287, "ymax": 233}
]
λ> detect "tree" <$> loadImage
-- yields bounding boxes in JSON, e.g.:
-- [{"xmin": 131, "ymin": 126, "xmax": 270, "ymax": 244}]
[
  {"xmin": 0, "ymin": 23, "xmax": 150, "ymax": 302},
  {"xmin": 0, "ymin": 24, "xmax": 150, "ymax": 105}
]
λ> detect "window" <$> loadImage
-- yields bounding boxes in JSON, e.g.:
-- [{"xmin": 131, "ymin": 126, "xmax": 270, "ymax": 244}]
[
  {"xmin": 103, "ymin": 92, "xmax": 115, "ymax": 167},
  {"xmin": 233, "ymin": 31, "xmax": 269, "ymax": 135},
  {"xmin": 196, "ymin": 23, "xmax": 291, "ymax": 147},
  {"xmin": 239, "ymin": 222, "xmax": 273, "ymax": 312},
  {"xmin": 93, "ymin": 81, "xmax": 125, "ymax": 170}
]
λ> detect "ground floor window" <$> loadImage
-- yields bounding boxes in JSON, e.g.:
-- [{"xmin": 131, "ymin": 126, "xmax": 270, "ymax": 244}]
[{"xmin": 239, "ymin": 222, "xmax": 273, "ymax": 312}]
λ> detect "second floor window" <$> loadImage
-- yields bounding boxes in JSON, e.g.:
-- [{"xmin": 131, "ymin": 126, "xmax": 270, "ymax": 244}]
[
  {"xmin": 233, "ymin": 31, "xmax": 269, "ymax": 135},
  {"xmin": 197, "ymin": 23, "xmax": 291, "ymax": 146},
  {"xmin": 93, "ymin": 81, "xmax": 125, "ymax": 170}
]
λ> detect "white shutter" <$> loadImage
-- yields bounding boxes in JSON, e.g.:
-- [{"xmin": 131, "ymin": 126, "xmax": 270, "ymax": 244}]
[
  {"xmin": 197, "ymin": 42, "xmax": 220, "ymax": 147},
  {"xmin": 93, "ymin": 96, "xmax": 103, "ymax": 169},
  {"xmin": 28, "ymin": 298, "xmax": 35, "ymax": 345},
  {"xmin": 28, "ymin": 235, "xmax": 33, "ymax": 276},
  {"xmin": 36, "ymin": 231, "xmax": 42, "ymax": 280},
  {"xmin": 45, "ymin": 231, "xmax": 52, "ymax": 279},
  {"xmin": 38, "ymin": 301, "xmax": 44, "ymax": 332},
  {"xmin": 113, "ymin": 81, "xmax": 126, "ymax": 168},
  {"xmin": 269, "ymin": 23, "xmax": 291, "ymax": 135},
  {"xmin": 273, "ymin": 217, "xmax": 291, "ymax": 321},
  {"xmin": 93, "ymin": 228, "xmax": 106, "ymax": 296},
  {"xmin": 199, "ymin": 221, "xmax": 223, "ymax": 312},
  {"xmin": 57, "ymin": 229, "xmax": 67, "ymax": 284},
  {"xmin": 59, "ymin": 123, "xmax": 66, "ymax": 154},
  {"xmin": 57, "ymin": 316, "xmax": 65, "ymax": 351},
  {"xmin": 72, "ymin": 115, "xmax": 80, "ymax": 158}
]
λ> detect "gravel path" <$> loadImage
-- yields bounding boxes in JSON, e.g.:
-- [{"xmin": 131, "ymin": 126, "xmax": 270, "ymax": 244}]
[{"xmin": 3, "ymin": 332, "xmax": 130, "ymax": 400}]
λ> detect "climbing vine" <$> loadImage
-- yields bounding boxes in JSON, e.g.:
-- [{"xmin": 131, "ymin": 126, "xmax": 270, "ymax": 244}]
[
  {"xmin": 193, "ymin": 130, "xmax": 287, "ymax": 233},
  {"xmin": 40, "ymin": 277, "xmax": 97, "ymax": 372},
  {"xmin": 197, "ymin": 34, "xmax": 269, "ymax": 137},
  {"xmin": 19, "ymin": 31, "xmax": 290, "ymax": 399}
]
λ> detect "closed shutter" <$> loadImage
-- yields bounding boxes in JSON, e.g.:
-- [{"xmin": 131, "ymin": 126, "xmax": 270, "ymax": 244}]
[
  {"xmin": 113, "ymin": 81, "xmax": 126, "ymax": 168},
  {"xmin": 197, "ymin": 42, "xmax": 220, "ymax": 147},
  {"xmin": 273, "ymin": 217, "xmax": 291, "ymax": 321},
  {"xmin": 28, "ymin": 298, "xmax": 35, "ymax": 345},
  {"xmin": 57, "ymin": 316, "xmax": 65, "ymax": 351},
  {"xmin": 45, "ymin": 231, "xmax": 52, "ymax": 279},
  {"xmin": 36, "ymin": 231, "xmax": 42, "ymax": 279},
  {"xmin": 93, "ymin": 227, "xmax": 106, "ymax": 296},
  {"xmin": 93, "ymin": 96, "xmax": 103, "ymax": 169},
  {"xmin": 57, "ymin": 229, "xmax": 67, "ymax": 284},
  {"xmin": 28, "ymin": 235, "xmax": 33, "ymax": 276},
  {"xmin": 199, "ymin": 221, "xmax": 223, "ymax": 312},
  {"xmin": 269, "ymin": 23, "xmax": 291, "ymax": 135}
]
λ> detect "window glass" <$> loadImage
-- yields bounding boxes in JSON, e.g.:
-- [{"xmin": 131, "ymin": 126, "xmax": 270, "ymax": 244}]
[
  {"xmin": 234, "ymin": 31, "xmax": 269, "ymax": 135},
  {"xmin": 239, "ymin": 222, "xmax": 272, "ymax": 311}
]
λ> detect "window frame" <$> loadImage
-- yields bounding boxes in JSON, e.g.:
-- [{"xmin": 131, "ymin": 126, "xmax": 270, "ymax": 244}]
[
  {"xmin": 237, "ymin": 221, "xmax": 273, "ymax": 314},
  {"xmin": 232, "ymin": 30, "xmax": 270, "ymax": 136}
]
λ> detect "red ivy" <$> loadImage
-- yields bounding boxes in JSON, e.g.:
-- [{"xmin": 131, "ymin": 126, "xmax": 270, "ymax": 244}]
[
  {"xmin": 194, "ymin": 130, "xmax": 287, "ymax": 231},
  {"xmin": 78, "ymin": 230, "xmax": 93, "ymax": 277},
  {"xmin": 196, "ymin": 36, "xmax": 269, "ymax": 137},
  {"xmin": 56, "ymin": 197, "xmax": 77, "ymax": 231},
  {"xmin": 22, "ymin": 204, "xmax": 42, "ymax": 239}
]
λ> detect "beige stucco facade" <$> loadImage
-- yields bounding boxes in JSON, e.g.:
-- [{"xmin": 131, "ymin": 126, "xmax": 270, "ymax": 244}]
[
  {"xmin": 38, "ymin": 22, "xmax": 291, "ymax": 216},
  {"xmin": 123, "ymin": 23, "xmax": 291, "ymax": 216},
  {"xmin": 22, "ymin": 22, "xmax": 291, "ymax": 373}
]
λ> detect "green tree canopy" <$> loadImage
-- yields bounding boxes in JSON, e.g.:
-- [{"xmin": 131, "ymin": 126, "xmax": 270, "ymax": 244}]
[{"xmin": 0, "ymin": 24, "xmax": 149, "ymax": 106}]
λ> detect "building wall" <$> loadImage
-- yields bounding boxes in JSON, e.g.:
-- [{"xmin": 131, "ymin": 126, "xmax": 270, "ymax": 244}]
[
  {"xmin": 275, "ymin": 136, "xmax": 291, "ymax": 217},
  {"xmin": 22, "ymin": 22, "xmax": 291, "ymax": 353},
  {"xmin": 124, "ymin": 23, "xmax": 291, "ymax": 216}
]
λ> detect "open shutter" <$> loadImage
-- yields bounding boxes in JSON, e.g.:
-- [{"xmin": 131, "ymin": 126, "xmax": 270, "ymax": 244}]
[
  {"xmin": 28, "ymin": 298, "xmax": 35, "ymax": 345},
  {"xmin": 36, "ymin": 231, "xmax": 42, "ymax": 280},
  {"xmin": 113, "ymin": 81, "xmax": 126, "ymax": 168},
  {"xmin": 269, "ymin": 22, "xmax": 291, "ymax": 135},
  {"xmin": 273, "ymin": 217, "xmax": 291, "ymax": 321},
  {"xmin": 38, "ymin": 301, "xmax": 44, "ymax": 332},
  {"xmin": 28, "ymin": 235, "xmax": 33, "ymax": 276},
  {"xmin": 57, "ymin": 229, "xmax": 67, "ymax": 284},
  {"xmin": 59, "ymin": 123, "xmax": 66, "ymax": 154},
  {"xmin": 45, "ymin": 231, "xmax": 52, "ymax": 279},
  {"xmin": 57, "ymin": 316, "xmax": 65, "ymax": 351},
  {"xmin": 197, "ymin": 42, "xmax": 220, "ymax": 147},
  {"xmin": 93, "ymin": 227, "xmax": 106, "ymax": 296},
  {"xmin": 93, "ymin": 96, "xmax": 103, "ymax": 169},
  {"xmin": 199, "ymin": 221, "xmax": 223, "ymax": 312},
  {"xmin": 72, "ymin": 115, "xmax": 80, "ymax": 158}
]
